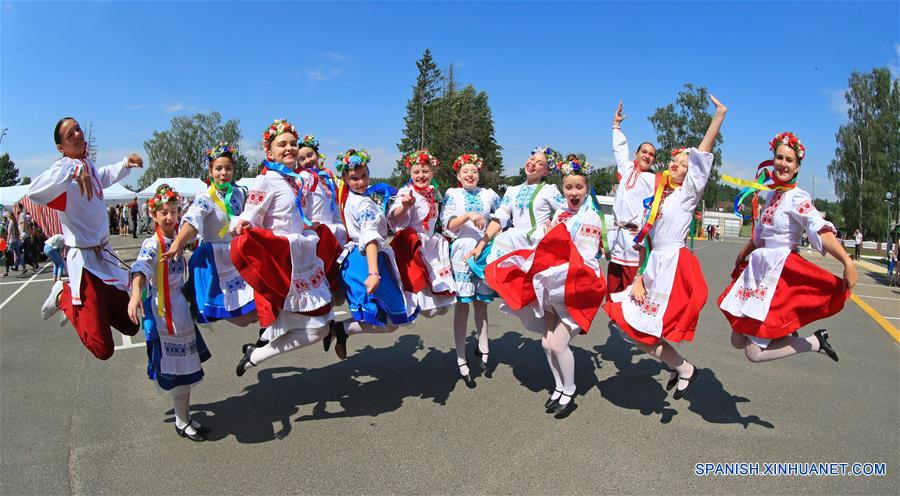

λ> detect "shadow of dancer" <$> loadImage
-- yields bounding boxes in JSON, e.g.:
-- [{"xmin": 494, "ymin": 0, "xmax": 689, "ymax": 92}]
[
  {"xmin": 593, "ymin": 325, "xmax": 678, "ymax": 423},
  {"xmin": 189, "ymin": 335, "xmax": 465, "ymax": 442},
  {"xmin": 683, "ymin": 368, "xmax": 774, "ymax": 429}
]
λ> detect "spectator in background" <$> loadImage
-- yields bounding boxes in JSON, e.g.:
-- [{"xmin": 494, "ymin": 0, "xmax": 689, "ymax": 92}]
[
  {"xmin": 121, "ymin": 202, "xmax": 130, "ymax": 236},
  {"xmin": 853, "ymin": 229, "xmax": 862, "ymax": 260},
  {"xmin": 128, "ymin": 197, "xmax": 139, "ymax": 238},
  {"xmin": 7, "ymin": 204, "xmax": 25, "ymax": 275},
  {"xmin": 888, "ymin": 233, "xmax": 898, "ymax": 287},
  {"xmin": 44, "ymin": 232, "xmax": 67, "ymax": 283},
  {"xmin": 23, "ymin": 225, "xmax": 42, "ymax": 270}
]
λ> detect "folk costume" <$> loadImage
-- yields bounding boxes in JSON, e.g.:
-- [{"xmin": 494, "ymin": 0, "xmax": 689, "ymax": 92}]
[{"xmin": 30, "ymin": 155, "xmax": 139, "ymax": 360}]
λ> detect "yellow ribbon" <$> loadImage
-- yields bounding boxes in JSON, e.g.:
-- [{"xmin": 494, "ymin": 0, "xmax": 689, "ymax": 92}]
[
  {"xmin": 721, "ymin": 174, "xmax": 774, "ymax": 191},
  {"xmin": 207, "ymin": 183, "xmax": 232, "ymax": 238}
]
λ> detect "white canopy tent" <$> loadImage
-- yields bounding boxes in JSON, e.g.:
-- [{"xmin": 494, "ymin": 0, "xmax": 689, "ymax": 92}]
[
  {"xmin": 102, "ymin": 183, "xmax": 139, "ymax": 201},
  {"xmin": 236, "ymin": 177, "xmax": 255, "ymax": 189},
  {"xmin": 0, "ymin": 185, "xmax": 32, "ymax": 208},
  {"xmin": 137, "ymin": 177, "xmax": 208, "ymax": 199}
]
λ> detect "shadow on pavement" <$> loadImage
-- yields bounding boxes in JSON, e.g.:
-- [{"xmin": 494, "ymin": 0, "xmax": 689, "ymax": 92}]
[
  {"xmin": 593, "ymin": 324, "xmax": 774, "ymax": 428},
  {"xmin": 188, "ymin": 334, "xmax": 471, "ymax": 443}
]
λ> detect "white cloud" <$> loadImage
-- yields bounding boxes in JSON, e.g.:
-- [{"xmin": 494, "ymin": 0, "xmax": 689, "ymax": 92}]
[
  {"xmin": 826, "ymin": 88, "xmax": 849, "ymax": 118},
  {"xmin": 126, "ymin": 102, "xmax": 196, "ymax": 114},
  {"xmin": 239, "ymin": 138, "xmax": 264, "ymax": 170},
  {"xmin": 323, "ymin": 52, "xmax": 351, "ymax": 62},
  {"xmin": 366, "ymin": 146, "xmax": 402, "ymax": 178},
  {"xmin": 304, "ymin": 69, "xmax": 341, "ymax": 82}
]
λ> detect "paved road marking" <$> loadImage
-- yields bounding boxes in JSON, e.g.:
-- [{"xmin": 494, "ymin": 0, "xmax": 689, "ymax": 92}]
[
  {"xmin": 0, "ymin": 277, "xmax": 69, "ymax": 286},
  {"xmin": 850, "ymin": 293, "xmax": 900, "ymax": 344},
  {"xmin": 855, "ymin": 294, "xmax": 900, "ymax": 302},
  {"xmin": 0, "ymin": 263, "xmax": 52, "ymax": 311}
]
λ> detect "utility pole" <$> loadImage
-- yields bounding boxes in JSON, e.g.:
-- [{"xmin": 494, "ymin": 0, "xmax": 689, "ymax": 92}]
[
  {"xmin": 0, "ymin": 128, "xmax": 8, "ymax": 146},
  {"xmin": 857, "ymin": 133, "xmax": 864, "ymax": 234}
]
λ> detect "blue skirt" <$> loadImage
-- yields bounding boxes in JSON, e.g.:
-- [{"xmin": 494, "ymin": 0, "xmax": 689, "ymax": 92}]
[
  {"xmin": 189, "ymin": 242, "xmax": 256, "ymax": 323},
  {"xmin": 460, "ymin": 239, "xmax": 497, "ymax": 303},
  {"xmin": 142, "ymin": 298, "xmax": 210, "ymax": 391},
  {"xmin": 341, "ymin": 249, "xmax": 416, "ymax": 326}
]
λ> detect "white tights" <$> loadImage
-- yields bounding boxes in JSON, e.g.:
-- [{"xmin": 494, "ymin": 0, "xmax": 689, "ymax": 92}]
[
  {"xmin": 633, "ymin": 339, "xmax": 694, "ymax": 392},
  {"xmin": 344, "ymin": 321, "xmax": 399, "ymax": 336},
  {"xmin": 170, "ymin": 385, "xmax": 197, "ymax": 435},
  {"xmin": 541, "ymin": 319, "xmax": 578, "ymax": 405},
  {"xmin": 453, "ymin": 301, "xmax": 489, "ymax": 376},
  {"xmin": 731, "ymin": 332, "xmax": 819, "ymax": 363},
  {"xmin": 246, "ymin": 325, "xmax": 328, "ymax": 367}
]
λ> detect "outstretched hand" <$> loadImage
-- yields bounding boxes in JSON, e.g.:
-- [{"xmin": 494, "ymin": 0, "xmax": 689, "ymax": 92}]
[
  {"xmin": 709, "ymin": 94, "xmax": 727, "ymax": 116},
  {"xmin": 161, "ymin": 244, "xmax": 180, "ymax": 262},
  {"xmin": 127, "ymin": 153, "xmax": 144, "ymax": 169},
  {"xmin": 613, "ymin": 101, "xmax": 627, "ymax": 127},
  {"xmin": 232, "ymin": 219, "xmax": 250, "ymax": 236}
]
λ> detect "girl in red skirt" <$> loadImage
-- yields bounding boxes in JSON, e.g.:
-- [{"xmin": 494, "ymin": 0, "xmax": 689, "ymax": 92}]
[
  {"xmin": 387, "ymin": 149, "xmax": 456, "ymax": 317},
  {"xmin": 719, "ymin": 132, "xmax": 856, "ymax": 362},
  {"xmin": 231, "ymin": 119, "xmax": 336, "ymax": 377},
  {"xmin": 486, "ymin": 157, "xmax": 607, "ymax": 417},
  {"xmin": 604, "ymin": 95, "xmax": 727, "ymax": 400}
]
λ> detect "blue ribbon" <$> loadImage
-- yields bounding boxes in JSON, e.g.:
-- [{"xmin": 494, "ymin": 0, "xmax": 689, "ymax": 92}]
[
  {"xmin": 264, "ymin": 161, "xmax": 312, "ymax": 227},
  {"xmin": 316, "ymin": 169, "xmax": 338, "ymax": 212}
]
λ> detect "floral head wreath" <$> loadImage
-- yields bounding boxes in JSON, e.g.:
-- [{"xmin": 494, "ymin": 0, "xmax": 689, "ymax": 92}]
[
  {"xmin": 147, "ymin": 184, "xmax": 181, "ymax": 212},
  {"xmin": 300, "ymin": 134, "xmax": 319, "ymax": 152},
  {"xmin": 334, "ymin": 149, "xmax": 371, "ymax": 174},
  {"xmin": 670, "ymin": 146, "xmax": 688, "ymax": 157},
  {"xmin": 769, "ymin": 131, "xmax": 806, "ymax": 162},
  {"xmin": 531, "ymin": 146, "xmax": 562, "ymax": 170},
  {"xmin": 452, "ymin": 153, "xmax": 484, "ymax": 171},
  {"xmin": 206, "ymin": 142, "xmax": 237, "ymax": 162},
  {"xmin": 262, "ymin": 119, "xmax": 299, "ymax": 145},
  {"xmin": 403, "ymin": 149, "xmax": 440, "ymax": 169},
  {"xmin": 557, "ymin": 157, "xmax": 594, "ymax": 176}
]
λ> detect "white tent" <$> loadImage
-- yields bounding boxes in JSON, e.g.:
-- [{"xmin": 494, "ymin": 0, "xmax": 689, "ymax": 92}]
[
  {"xmin": 137, "ymin": 177, "xmax": 208, "ymax": 199},
  {"xmin": 102, "ymin": 183, "xmax": 139, "ymax": 201},
  {"xmin": 0, "ymin": 185, "xmax": 32, "ymax": 207},
  {"xmin": 236, "ymin": 177, "xmax": 255, "ymax": 189}
]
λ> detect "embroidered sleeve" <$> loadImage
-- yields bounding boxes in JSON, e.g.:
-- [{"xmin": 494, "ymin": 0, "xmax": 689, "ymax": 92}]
[
  {"xmin": 26, "ymin": 158, "xmax": 78, "ymax": 206},
  {"xmin": 491, "ymin": 187, "xmax": 514, "ymax": 228},
  {"xmin": 488, "ymin": 189, "xmax": 501, "ymax": 212},
  {"xmin": 613, "ymin": 127, "xmax": 633, "ymax": 177},
  {"xmin": 387, "ymin": 186, "xmax": 414, "ymax": 230},
  {"xmin": 683, "ymin": 148, "xmax": 714, "ymax": 211},
  {"xmin": 545, "ymin": 184, "xmax": 566, "ymax": 211},
  {"xmin": 788, "ymin": 190, "xmax": 835, "ymax": 254},
  {"xmin": 231, "ymin": 187, "xmax": 246, "ymax": 216},
  {"xmin": 180, "ymin": 195, "xmax": 213, "ymax": 233},
  {"xmin": 235, "ymin": 175, "xmax": 273, "ymax": 229},
  {"xmin": 95, "ymin": 157, "xmax": 131, "ymax": 188},
  {"xmin": 440, "ymin": 189, "xmax": 460, "ymax": 238},
  {"xmin": 357, "ymin": 199, "xmax": 386, "ymax": 253},
  {"xmin": 131, "ymin": 237, "xmax": 158, "ymax": 280}
]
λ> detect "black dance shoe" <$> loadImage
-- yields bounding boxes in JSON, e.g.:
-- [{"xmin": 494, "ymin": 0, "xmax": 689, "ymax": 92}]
[
  {"xmin": 672, "ymin": 366, "xmax": 699, "ymax": 400},
  {"xmin": 544, "ymin": 389, "xmax": 563, "ymax": 410},
  {"xmin": 665, "ymin": 371, "xmax": 679, "ymax": 391},
  {"xmin": 331, "ymin": 321, "xmax": 349, "ymax": 360},
  {"xmin": 175, "ymin": 424, "xmax": 206, "ymax": 442},
  {"xmin": 190, "ymin": 419, "xmax": 210, "ymax": 435},
  {"xmin": 458, "ymin": 362, "xmax": 476, "ymax": 389},
  {"xmin": 236, "ymin": 346, "xmax": 256, "ymax": 377},
  {"xmin": 322, "ymin": 325, "xmax": 334, "ymax": 352},
  {"xmin": 474, "ymin": 348, "xmax": 491, "ymax": 377},
  {"xmin": 552, "ymin": 391, "xmax": 577, "ymax": 418},
  {"xmin": 814, "ymin": 330, "xmax": 839, "ymax": 362}
]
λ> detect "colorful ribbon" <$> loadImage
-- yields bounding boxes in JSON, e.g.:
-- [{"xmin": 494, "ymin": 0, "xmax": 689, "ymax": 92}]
[
  {"xmin": 154, "ymin": 226, "xmax": 175, "ymax": 336},
  {"xmin": 525, "ymin": 182, "xmax": 546, "ymax": 242},
  {"xmin": 723, "ymin": 159, "xmax": 798, "ymax": 222},
  {"xmin": 263, "ymin": 160, "xmax": 312, "ymax": 227},
  {"xmin": 588, "ymin": 187, "xmax": 609, "ymax": 260},
  {"xmin": 208, "ymin": 180, "xmax": 235, "ymax": 238},
  {"xmin": 633, "ymin": 171, "xmax": 680, "ymax": 245}
]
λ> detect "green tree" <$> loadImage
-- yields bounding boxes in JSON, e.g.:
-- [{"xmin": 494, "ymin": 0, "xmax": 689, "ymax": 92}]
[
  {"xmin": 140, "ymin": 111, "xmax": 250, "ymax": 189},
  {"xmin": 648, "ymin": 83, "xmax": 725, "ymax": 206},
  {"xmin": 395, "ymin": 51, "xmax": 503, "ymax": 192},
  {"xmin": 814, "ymin": 198, "xmax": 845, "ymax": 229},
  {"xmin": 827, "ymin": 68, "xmax": 899, "ymax": 240},
  {"xmin": 19, "ymin": 176, "xmax": 31, "ymax": 185},
  {"xmin": 0, "ymin": 153, "xmax": 19, "ymax": 187}
]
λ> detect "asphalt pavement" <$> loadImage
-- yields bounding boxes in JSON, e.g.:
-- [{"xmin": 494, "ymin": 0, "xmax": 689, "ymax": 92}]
[{"xmin": 1, "ymin": 236, "xmax": 897, "ymax": 495}]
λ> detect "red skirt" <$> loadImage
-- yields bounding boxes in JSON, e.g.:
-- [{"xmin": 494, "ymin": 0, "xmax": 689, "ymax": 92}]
[
  {"xmin": 389, "ymin": 228, "xmax": 430, "ymax": 293},
  {"xmin": 718, "ymin": 252, "xmax": 848, "ymax": 340},
  {"xmin": 485, "ymin": 224, "xmax": 607, "ymax": 333},
  {"xmin": 606, "ymin": 262, "xmax": 638, "ymax": 302},
  {"xmin": 314, "ymin": 223, "xmax": 342, "ymax": 294},
  {"xmin": 603, "ymin": 248, "xmax": 707, "ymax": 346},
  {"xmin": 231, "ymin": 227, "xmax": 333, "ymax": 327}
]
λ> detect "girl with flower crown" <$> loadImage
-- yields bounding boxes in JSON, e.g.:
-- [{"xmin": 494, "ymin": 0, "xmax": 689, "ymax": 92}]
[
  {"xmin": 321, "ymin": 149, "xmax": 417, "ymax": 359},
  {"xmin": 467, "ymin": 147, "xmax": 566, "ymax": 266},
  {"xmin": 387, "ymin": 149, "xmax": 457, "ymax": 316},
  {"xmin": 30, "ymin": 117, "xmax": 144, "ymax": 360},
  {"xmin": 230, "ymin": 119, "xmax": 336, "ymax": 378},
  {"xmin": 127, "ymin": 185, "xmax": 211, "ymax": 442},
  {"xmin": 439, "ymin": 153, "xmax": 501, "ymax": 386},
  {"xmin": 162, "ymin": 143, "xmax": 256, "ymax": 327},
  {"xmin": 718, "ymin": 132, "xmax": 856, "ymax": 364},
  {"xmin": 604, "ymin": 95, "xmax": 727, "ymax": 401},
  {"xmin": 609, "ymin": 101, "xmax": 658, "ymax": 299},
  {"xmin": 486, "ymin": 156, "xmax": 608, "ymax": 417}
]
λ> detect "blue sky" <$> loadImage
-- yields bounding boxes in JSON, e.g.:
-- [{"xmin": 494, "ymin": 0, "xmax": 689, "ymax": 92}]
[{"xmin": 2, "ymin": 1, "xmax": 898, "ymax": 200}]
